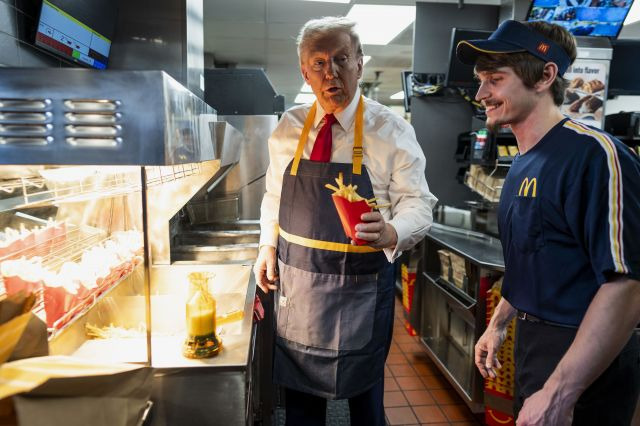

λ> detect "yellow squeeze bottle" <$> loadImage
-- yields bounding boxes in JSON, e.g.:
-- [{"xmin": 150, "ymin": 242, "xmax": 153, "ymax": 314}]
[{"xmin": 183, "ymin": 272, "xmax": 222, "ymax": 358}]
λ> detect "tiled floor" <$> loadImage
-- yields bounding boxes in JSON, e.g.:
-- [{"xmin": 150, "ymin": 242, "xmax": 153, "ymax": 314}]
[{"xmin": 384, "ymin": 298, "xmax": 483, "ymax": 426}]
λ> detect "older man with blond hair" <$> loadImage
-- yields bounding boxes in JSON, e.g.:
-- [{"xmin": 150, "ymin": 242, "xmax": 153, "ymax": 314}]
[{"xmin": 253, "ymin": 16, "xmax": 436, "ymax": 426}]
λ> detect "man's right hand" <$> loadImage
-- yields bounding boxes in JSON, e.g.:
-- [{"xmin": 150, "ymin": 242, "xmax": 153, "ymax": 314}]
[
  {"xmin": 474, "ymin": 324, "xmax": 507, "ymax": 379},
  {"xmin": 253, "ymin": 245, "xmax": 278, "ymax": 294}
]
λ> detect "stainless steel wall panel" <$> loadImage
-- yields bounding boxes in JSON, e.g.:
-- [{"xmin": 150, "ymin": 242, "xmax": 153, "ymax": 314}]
[
  {"xmin": 210, "ymin": 115, "xmax": 276, "ymax": 219},
  {"xmin": 0, "ymin": 69, "xmax": 216, "ymax": 165},
  {"xmin": 109, "ymin": 0, "xmax": 204, "ymax": 100}
]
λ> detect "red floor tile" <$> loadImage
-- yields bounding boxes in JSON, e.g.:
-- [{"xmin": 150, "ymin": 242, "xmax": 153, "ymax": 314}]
[
  {"xmin": 386, "ymin": 353, "xmax": 408, "ymax": 365},
  {"xmin": 384, "ymin": 391, "xmax": 409, "ymax": 407},
  {"xmin": 403, "ymin": 389, "xmax": 435, "ymax": 406},
  {"xmin": 393, "ymin": 327, "xmax": 406, "ymax": 335},
  {"xmin": 412, "ymin": 405, "xmax": 448, "ymax": 424},
  {"xmin": 385, "ymin": 365, "xmax": 393, "ymax": 378},
  {"xmin": 405, "ymin": 352, "xmax": 432, "ymax": 364},
  {"xmin": 389, "ymin": 363, "xmax": 417, "ymax": 377},
  {"xmin": 420, "ymin": 374, "xmax": 451, "ymax": 390},
  {"xmin": 384, "ymin": 376, "xmax": 399, "ymax": 391},
  {"xmin": 394, "ymin": 333, "xmax": 418, "ymax": 344},
  {"xmin": 413, "ymin": 362, "xmax": 441, "ymax": 377},
  {"xmin": 385, "ymin": 406, "xmax": 419, "ymax": 425},
  {"xmin": 399, "ymin": 342, "xmax": 425, "ymax": 353},
  {"xmin": 440, "ymin": 404, "xmax": 477, "ymax": 422},
  {"xmin": 430, "ymin": 388, "xmax": 461, "ymax": 405},
  {"xmin": 384, "ymin": 295, "xmax": 484, "ymax": 426},
  {"xmin": 396, "ymin": 375, "xmax": 426, "ymax": 391}
]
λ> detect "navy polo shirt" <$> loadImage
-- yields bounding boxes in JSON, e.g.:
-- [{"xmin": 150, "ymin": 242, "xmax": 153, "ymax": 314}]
[{"xmin": 498, "ymin": 118, "xmax": 640, "ymax": 326}]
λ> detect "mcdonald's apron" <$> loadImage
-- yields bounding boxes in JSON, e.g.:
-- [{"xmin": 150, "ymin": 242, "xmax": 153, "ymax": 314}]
[{"xmin": 273, "ymin": 97, "xmax": 395, "ymax": 399}]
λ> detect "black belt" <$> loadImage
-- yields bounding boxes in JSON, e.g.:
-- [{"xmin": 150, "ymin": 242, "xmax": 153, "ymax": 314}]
[{"xmin": 517, "ymin": 311, "xmax": 578, "ymax": 329}]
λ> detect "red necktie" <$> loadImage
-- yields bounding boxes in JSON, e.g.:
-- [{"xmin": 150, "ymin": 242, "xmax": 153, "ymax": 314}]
[{"xmin": 310, "ymin": 114, "xmax": 337, "ymax": 162}]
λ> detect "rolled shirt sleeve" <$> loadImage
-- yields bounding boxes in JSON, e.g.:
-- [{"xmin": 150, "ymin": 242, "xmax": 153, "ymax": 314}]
[
  {"xmin": 384, "ymin": 121, "xmax": 437, "ymax": 261},
  {"xmin": 259, "ymin": 115, "xmax": 295, "ymax": 248}
]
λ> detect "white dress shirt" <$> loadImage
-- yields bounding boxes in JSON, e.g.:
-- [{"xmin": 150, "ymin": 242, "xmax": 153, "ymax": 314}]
[{"xmin": 259, "ymin": 88, "xmax": 438, "ymax": 261}]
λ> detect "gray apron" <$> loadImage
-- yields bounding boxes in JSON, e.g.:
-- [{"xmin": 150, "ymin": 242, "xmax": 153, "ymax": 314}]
[{"xmin": 273, "ymin": 97, "xmax": 395, "ymax": 399}]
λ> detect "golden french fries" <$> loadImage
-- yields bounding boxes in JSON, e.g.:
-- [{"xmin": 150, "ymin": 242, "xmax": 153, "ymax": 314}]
[{"xmin": 325, "ymin": 172, "xmax": 391, "ymax": 209}]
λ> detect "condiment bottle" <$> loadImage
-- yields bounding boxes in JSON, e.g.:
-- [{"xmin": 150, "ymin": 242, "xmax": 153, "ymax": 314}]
[{"xmin": 182, "ymin": 272, "xmax": 222, "ymax": 358}]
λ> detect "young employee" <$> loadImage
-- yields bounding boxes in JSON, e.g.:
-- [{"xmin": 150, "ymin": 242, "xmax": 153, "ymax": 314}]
[
  {"xmin": 457, "ymin": 20, "xmax": 640, "ymax": 425},
  {"xmin": 253, "ymin": 16, "xmax": 436, "ymax": 426}
]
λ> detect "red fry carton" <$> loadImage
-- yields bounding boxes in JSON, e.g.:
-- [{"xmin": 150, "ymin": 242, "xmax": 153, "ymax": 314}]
[{"xmin": 331, "ymin": 195, "xmax": 371, "ymax": 246}]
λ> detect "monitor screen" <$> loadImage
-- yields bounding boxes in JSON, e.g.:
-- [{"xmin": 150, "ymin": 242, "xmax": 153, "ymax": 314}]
[
  {"xmin": 527, "ymin": 0, "xmax": 634, "ymax": 38},
  {"xmin": 35, "ymin": 0, "xmax": 117, "ymax": 69},
  {"xmin": 445, "ymin": 28, "xmax": 492, "ymax": 88},
  {"xmin": 400, "ymin": 70, "xmax": 412, "ymax": 113},
  {"xmin": 608, "ymin": 39, "xmax": 640, "ymax": 97}
]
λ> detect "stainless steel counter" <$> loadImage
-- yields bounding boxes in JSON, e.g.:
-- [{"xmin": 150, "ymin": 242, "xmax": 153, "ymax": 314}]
[
  {"xmin": 148, "ymin": 264, "xmax": 255, "ymax": 369},
  {"xmin": 418, "ymin": 224, "xmax": 505, "ymax": 413},
  {"xmin": 146, "ymin": 264, "xmax": 259, "ymax": 426},
  {"xmin": 427, "ymin": 223, "xmax": 504, "ymax": 271}
]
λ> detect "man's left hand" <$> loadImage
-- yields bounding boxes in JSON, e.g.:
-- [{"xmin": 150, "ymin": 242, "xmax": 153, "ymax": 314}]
[
  {"xmin": 354, "ymin": 211, "xmax": 397, "ymax": 249},
  {"xmin": 516, "ymin": 387, "xmax": 574, "ymax": 426}
]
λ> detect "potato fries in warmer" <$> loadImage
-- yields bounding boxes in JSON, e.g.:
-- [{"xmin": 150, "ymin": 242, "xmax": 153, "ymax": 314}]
[{"xmin": 325, "ymin": 172, "xmax": 390, "ymax": 209}]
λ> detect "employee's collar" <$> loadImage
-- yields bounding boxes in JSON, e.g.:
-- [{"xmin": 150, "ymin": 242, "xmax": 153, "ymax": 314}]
[{"xmin": 314, "ymin": 87, "xmax": 361, "ymax": 130}]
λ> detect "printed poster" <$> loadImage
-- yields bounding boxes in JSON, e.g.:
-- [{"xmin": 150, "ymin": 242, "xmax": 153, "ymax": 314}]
[{"xmin": 562, "ymin": 60, "xmax": 607, "ymax": 129}]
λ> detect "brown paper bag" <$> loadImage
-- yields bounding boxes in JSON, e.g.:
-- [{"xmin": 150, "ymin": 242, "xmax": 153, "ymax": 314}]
[
  {"xmin": 0, "ymin": 356, "xmax": 153, "ymax": 426},
  {"xmin": 0, "ymin": 293, "xmax": 48, "ymax": 364},
  {"xmin": 0, "ymin": 397, "xmax": 16, "ymax": 426}
]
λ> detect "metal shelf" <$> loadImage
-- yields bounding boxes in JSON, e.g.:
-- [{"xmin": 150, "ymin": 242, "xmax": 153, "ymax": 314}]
[
  {"xmin": 145, "ymin": 163, "xmax": 203, "ymax": 188},
  {"xmin": 44, "ymin": 262, "xmax": 141, "ymax": 339},
  {"xmin": 424, "ymin": 271, "xmax": 476, "ymax": 310},
  {"xmin": 0, "ymin": 224, "xmax": 105, "ymax": 264},
  {"xmin": 419, "ymin": 335, "xmax": 482, "ymax": 413},
  {"xmin": 0, "ymin": 163, "xmax": 204, "ymax": 213},
  {"xmin": 464, "ymin": 171, "xmax": 502, "ymax": 203},
  {"xmin": 0, "ymin": 172, "xmax": 140, "ymax": 212},
  {"xmin": 0, "ymin": 224, "xmax": 143, "ymax": 339}
]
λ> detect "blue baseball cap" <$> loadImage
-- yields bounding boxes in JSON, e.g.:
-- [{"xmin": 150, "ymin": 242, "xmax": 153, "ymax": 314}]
[{"xmin": 456, "ymin": 20, "xmax": 572, "ymax": 76}]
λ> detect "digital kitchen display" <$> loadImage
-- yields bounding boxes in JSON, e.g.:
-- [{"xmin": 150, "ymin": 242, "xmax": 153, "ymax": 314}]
[
  {"xmin": 35, "ymin": 0, "xmax": 112, "ymax": 69},
  {"xmin": 527, "ymin": 0, "xmax": 635, "ymax": 38}
]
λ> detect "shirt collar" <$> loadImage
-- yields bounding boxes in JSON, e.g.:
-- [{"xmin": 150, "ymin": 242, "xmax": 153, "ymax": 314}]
[{"xmin": 313, "ymin": 87, "xmax": 361, "ymax": 130}]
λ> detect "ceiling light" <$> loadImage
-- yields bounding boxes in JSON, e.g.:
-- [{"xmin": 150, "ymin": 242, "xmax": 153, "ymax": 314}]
[
  {"xmin": 294, "ymin": 93, "xmax": 316, "ymax": 104},
  {"xmin": 300, "ymin": 0, "xmax": 350, "ymax": 3},
  {"xmin": 347, "ymin": 5, "xmax": 415, "ymax": 45},
  {"xmin": 390, "ymin": 91, "xmax": 405, "ymax": 100},
  {"xmin": 624, "ymin": 1, "xmax": 640, "ymax": 25},
  {"xmin": 300, "ymin": 83, "xmax": 312, "ymax": 93}
]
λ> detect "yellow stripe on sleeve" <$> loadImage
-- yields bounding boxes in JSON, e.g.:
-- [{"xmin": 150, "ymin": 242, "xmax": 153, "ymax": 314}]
[{"xmin": 564, "ymin": 121, "xmax": 628, "ymax": 273}]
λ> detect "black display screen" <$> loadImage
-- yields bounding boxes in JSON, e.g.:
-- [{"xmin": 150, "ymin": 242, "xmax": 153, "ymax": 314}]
[
  {"xmin": 608, "ymin": 39, "xmax": 640, "ymax": 97},
  {"xmin": 35, "ymin": 0, "xmax": 117, "ymax": 69},
  {"xmin": 527, "ymin": 0, "xmax": 635, "ymax": 38},
  {"xmin": 445, "ymin": 28, "xmax": 492, "ymax": 88}
]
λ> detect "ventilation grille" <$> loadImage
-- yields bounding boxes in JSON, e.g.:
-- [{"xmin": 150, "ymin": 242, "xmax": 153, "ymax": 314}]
[
  {"xmin": 0, "ymin": 98, "xmax": 53, "ymax": 146},
  {"xmin": 64, "ymin": 99, "xmax": 122, "ymax": 148}
]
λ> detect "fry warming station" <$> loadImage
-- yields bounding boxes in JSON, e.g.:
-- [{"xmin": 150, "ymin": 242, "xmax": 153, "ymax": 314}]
[{"xmin": 0, "ymin": 68, "xmax": 265, "ymax": 425}]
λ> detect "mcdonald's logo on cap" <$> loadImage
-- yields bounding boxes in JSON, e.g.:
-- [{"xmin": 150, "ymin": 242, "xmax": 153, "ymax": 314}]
[
  {"xmin": 518, "ymin": 177, "xmax": 537, "ymax": 198},
  {"xmin": 537, "ymin": 42, "xmax": 550, "ymax": 55}
]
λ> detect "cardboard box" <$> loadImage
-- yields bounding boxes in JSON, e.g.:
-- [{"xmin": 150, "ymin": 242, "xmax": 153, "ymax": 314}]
[{"xmin": 437, "ymin": 250, "xmax": 451, "ymax": 282}]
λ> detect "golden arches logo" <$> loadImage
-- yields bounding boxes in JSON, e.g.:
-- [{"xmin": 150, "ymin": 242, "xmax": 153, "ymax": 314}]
[
  {"xmin": 518, "ymin": 177, "xmax": 537, "ymax": 197},
  {"xmin": 537, "ymin": 42, "xmax": 550, "ymax": 55}
]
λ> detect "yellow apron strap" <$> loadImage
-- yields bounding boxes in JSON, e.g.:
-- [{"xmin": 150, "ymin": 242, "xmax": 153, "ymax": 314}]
[
  {"xmin": 352, "ymin": 96, "xmax": 364, "ymax": 175},
  {"xmin": 291, "ymin": 95, "xmax": 364, "ymax": 176},
  {"xmin": 291, "ymin": 102, "xmax": 317, "ymax": 176},
  {"xmin": 279, "ymin": 226, "xmax": 382, "ymax": 253}
]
